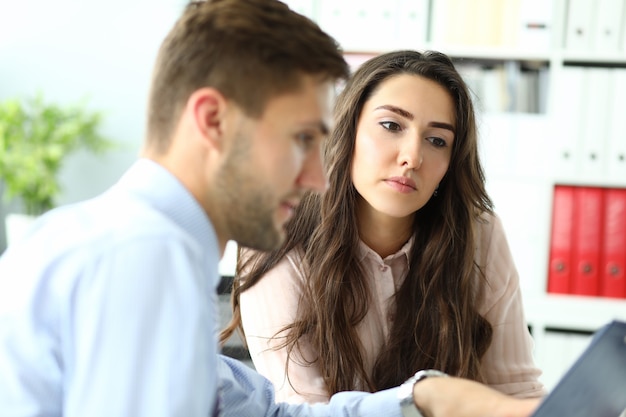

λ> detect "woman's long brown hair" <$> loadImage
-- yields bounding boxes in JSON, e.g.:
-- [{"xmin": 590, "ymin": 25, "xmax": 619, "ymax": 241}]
[{"xmin": 221, "ymin": 50, "xmax": 494, "ymax": 394}]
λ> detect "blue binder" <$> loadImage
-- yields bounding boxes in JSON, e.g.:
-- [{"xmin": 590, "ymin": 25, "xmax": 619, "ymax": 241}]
[{"xmin": 532, "ymin": 320, "xmax": 626, "ymax": 417}]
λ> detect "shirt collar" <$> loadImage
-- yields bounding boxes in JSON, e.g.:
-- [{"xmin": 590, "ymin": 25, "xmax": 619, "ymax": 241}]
[
  {"xmin": 357, "ymin": 235, "xmax": 414, "ymax": 265},
  {"xmin": 113, "ymin": 158, "xmax": 221, "ymax": 285}
]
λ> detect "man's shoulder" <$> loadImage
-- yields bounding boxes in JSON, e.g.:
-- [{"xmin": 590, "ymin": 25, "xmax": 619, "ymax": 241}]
[
  {"xmin": 1, "ymin": 191, "xmax": 192, "ymax": 276},
  {"xmin": 44, "ymin": 192, "xmax": 181, "ymax": 247}
]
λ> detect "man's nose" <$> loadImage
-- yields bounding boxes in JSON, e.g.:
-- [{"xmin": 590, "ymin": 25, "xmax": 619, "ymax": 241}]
[{"xmin": 297, "ymin": 147, "xmax": 328, "ymax": 193}]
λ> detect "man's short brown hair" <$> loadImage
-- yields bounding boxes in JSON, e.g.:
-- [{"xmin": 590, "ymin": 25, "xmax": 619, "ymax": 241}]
[{"xmin": 146, "ymin": 0, "xmax": 349, "ymax": 153}]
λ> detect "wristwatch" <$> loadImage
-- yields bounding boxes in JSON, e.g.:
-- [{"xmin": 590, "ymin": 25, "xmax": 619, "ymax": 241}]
[{"xmin": 398, "ymin": 369, "xmax": 449, "ymax": 417}]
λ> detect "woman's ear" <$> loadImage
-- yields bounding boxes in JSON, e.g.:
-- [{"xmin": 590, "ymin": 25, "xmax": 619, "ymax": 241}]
[{"xmin": 187, "ymin": 87, "xmax": 228, "ymax": 151}]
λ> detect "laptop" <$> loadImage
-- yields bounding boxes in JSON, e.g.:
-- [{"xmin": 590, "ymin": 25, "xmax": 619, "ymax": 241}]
[{"xmin": 531, "ymin": 320, "xmax": 626, "ymax": 417}]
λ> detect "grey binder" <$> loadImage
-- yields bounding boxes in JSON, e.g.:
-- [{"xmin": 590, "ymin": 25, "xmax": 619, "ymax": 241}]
[{"xmin": 531, "ymin": 320, "xmax": 626, "ymax": 417}]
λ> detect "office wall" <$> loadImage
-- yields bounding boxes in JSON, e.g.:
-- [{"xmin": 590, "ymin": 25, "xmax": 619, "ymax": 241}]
[{"xmin": 0, "ymin": 0, "xmax": 186, "ymax": 250}]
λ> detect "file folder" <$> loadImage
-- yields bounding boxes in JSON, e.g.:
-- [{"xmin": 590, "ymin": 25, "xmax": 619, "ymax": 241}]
[
  {"xmin": 547, "ymin": 185, "xmax": 575, "ymax": 294},
  {"xmin": 580, "ymin": 69, "xmax": 612, "ymax": 180},
  {"xmin": 607, "ymin": 69, "xmax": 626, "ymax": 180},
  {"xmin": 571, "ymin": 187, "xmax": 603, "ymax": 296},
  {"xmin": 592, "ymin": 0, "xmax": 625, "ymax": 52},
  {"xmin": 565, "ymin": 0, "xmax": 594, "ymax": 51},
  {"xmin": 516, "ymin": 0, "xmax": 553, "ymax": 51},
  {"xmin": 552, "ymin": 67, "xmax": 586, "ymax": 177},
  {"xmin": 531, "ymin": 320, "xmax": 626, "ymax": 417},
  {"xmin": 601, "ymin": 188, "xmax": 626, "ymax": 299}
]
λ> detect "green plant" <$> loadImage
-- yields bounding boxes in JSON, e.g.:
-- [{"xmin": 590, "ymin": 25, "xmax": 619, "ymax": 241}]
[{"xmin": 0, "ymin": 94, "xmax": 113, "ymax": 215}]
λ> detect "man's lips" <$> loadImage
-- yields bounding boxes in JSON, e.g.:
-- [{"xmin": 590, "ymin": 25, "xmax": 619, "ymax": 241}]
[
  {"xmin": 279, "ymin": 199, "xmax": 300, "ymax": 220},
  {"xmin": 283, "ymin": 199, "xmax": 300, "ymax": 210}
]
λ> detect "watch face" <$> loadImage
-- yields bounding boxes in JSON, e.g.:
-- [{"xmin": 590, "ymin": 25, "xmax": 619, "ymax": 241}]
[{"xmin": 398, "ymin": 370, "xmax": 448, "ymax": 417}]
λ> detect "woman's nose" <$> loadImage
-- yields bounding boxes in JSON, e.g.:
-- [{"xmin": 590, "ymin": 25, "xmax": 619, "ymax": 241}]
[{"xmin": 399, "ymin": 139, "xmax": 423, "ymax": 169}]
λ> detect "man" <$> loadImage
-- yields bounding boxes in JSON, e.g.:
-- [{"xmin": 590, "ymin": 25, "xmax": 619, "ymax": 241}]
[{"xmin": 0, "ymin": 1, "xmax": 541, "ymax": 416}]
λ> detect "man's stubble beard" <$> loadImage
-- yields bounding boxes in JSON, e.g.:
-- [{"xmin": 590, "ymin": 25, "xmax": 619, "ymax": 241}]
[{"xmin": 215, "ymin": 131, "xmax": 284, "ymax": 252}]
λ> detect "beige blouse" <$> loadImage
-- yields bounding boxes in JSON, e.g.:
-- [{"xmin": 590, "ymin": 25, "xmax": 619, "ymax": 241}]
[{"xmin": 239, "ymin": 214, "xmax": 545, "ymax": 404}]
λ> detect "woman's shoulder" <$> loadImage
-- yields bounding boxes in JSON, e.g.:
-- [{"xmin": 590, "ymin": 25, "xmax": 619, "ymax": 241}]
[
  {"xmin": 474, "ymin": 211, "xmax": 506, "ymax": 243},
  {"xmin": 472, "ymin": 212, "xmax": 527, "ymax": 319},
  {"xmin": 473, "ymin": 211, "xmax": 517, "ymax": 289},
  {"xmin": 284, "ymin": 248, "xmax": 307, "ymax": 274},
  {"xmin": 239, "ymin": 247, "xmax": 308, "ymax": 295}
]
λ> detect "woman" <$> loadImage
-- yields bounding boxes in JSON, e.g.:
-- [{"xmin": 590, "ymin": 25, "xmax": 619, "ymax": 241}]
[{"xmin": 220, "ymin": 50, "xmax": 545, "ymax": 404}]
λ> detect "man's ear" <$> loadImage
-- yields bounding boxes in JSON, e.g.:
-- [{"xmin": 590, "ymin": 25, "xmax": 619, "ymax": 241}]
[{"xmin": 187, "ymin": 87, "xmax": 228, "ymax": 151}]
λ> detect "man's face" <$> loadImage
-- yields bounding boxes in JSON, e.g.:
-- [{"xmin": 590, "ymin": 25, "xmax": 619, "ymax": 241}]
[{"xmin": 215, "ymin": 75, "xmax": 334, "ymax": 251}]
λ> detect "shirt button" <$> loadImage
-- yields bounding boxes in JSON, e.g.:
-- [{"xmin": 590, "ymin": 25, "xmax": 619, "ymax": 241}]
[{"xmin": 380, "ymin": 265, "xmax": 388, "ymax": 272}]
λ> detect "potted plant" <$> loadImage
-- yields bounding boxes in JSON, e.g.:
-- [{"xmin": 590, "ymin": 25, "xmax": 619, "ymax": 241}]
[{"xmin": 0, "ymin": 94, "xmax": 113, "ymax": 245}]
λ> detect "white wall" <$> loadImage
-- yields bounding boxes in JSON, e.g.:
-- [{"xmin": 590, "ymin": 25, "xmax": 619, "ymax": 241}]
[{"xmin": 0, "ymin": 0, "xmax": 187, "ymax": 250}]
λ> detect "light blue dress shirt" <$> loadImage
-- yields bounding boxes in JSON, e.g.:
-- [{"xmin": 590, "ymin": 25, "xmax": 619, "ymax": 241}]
[{"xmin": 0, "ymin": 159, "xmax": 402, "ymax": 417}]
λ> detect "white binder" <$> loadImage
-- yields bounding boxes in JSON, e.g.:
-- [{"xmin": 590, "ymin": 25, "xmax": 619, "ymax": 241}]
[
  {"xmin": 607, "ymin": 69, "xmax": 626, "ymax": 181},
  {"xmin": 280, "ymin": 0, "xmax": 316, "ymax": 21},
  {"xmin": 565, "ymin": 0, "xmax": 595, "ymax": 51},
  {"xmin": 580, "ymin": 68, "xmax": 612, "ymax": 181},
  {"xmin": 517, "ymin": 0, "xmax": 553, "ymax": 52},
  {"xmin": 394, "ymin": 0, "xmax": 429, "ymax": 50},
  {"xmin": 551, "ymin": 66, "xmax": 587, "ymax": 179},
  {"xmin": 592, "ymin": 0, "xmax": 626, "ymax": 52}
]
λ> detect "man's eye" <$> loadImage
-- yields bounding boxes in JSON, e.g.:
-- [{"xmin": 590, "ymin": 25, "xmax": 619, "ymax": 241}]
[
  {"xmin": 380, "ymin": 121, "xmax": 401, "ymax": 132},
  {"xmin": 296, "ymin": 132, "xmax": 316, "ymax": 148}
]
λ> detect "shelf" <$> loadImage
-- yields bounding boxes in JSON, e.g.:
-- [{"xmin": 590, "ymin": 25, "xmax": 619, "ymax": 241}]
[
  {"xmin": 550, "ymin": 178, "xmax": 626, "ymax": 189},
  {"xmin": 561, "ymin": 52, "xmax": 626, "ymax": 66},
  {"xmin": 524, "ymin": 294, "xmax": 626, "ymax": 332},
  {"xmin": 429, "ymin": 45, "xmax": 552, "ymax": 63},
  {"xmin": 343, "ymin": 46, "xmax": 552, "ymax": 64}
]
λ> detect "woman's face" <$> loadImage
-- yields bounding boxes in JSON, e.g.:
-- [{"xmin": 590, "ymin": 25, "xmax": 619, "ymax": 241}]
[{"xmin": 351, "ymin": 73, "xmax": 455, "ymax": 221}]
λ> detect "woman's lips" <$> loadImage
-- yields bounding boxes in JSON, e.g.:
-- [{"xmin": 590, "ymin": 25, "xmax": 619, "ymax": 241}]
[{"xmin": 385, "ymin": 176, "xmax": 417, "ymax": 193}]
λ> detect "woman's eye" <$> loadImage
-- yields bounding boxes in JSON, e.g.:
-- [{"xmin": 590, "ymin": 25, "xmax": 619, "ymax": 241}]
[
  {"xmin": 427, "ymin": 136, "xmax": 447, "ymax": 147},
  {"xmin": 380, "ymin": 121, "xmax": 401, "ymax": 132}
]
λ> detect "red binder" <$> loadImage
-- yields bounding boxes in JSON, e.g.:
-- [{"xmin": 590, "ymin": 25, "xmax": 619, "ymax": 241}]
[
  {"xmin": 600, "ymin": 188, "xmax": 626, "ymax": 299},
  {"xmin": 571, "ymin": 187, "xmax": 604, "ymax": 296},
  {"xmin": 547, "ymin": 185, "xmax": 575, "ymax": 294}
]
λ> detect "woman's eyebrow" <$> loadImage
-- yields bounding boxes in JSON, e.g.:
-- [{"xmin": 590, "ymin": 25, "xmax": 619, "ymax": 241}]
[
  {"xmin": 374, "ymin": 104, "xmax": 413, "ymax": 120},
  {"xmin": 429, "ymin": 121, "xmax": 455, "ymax": 134}
]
